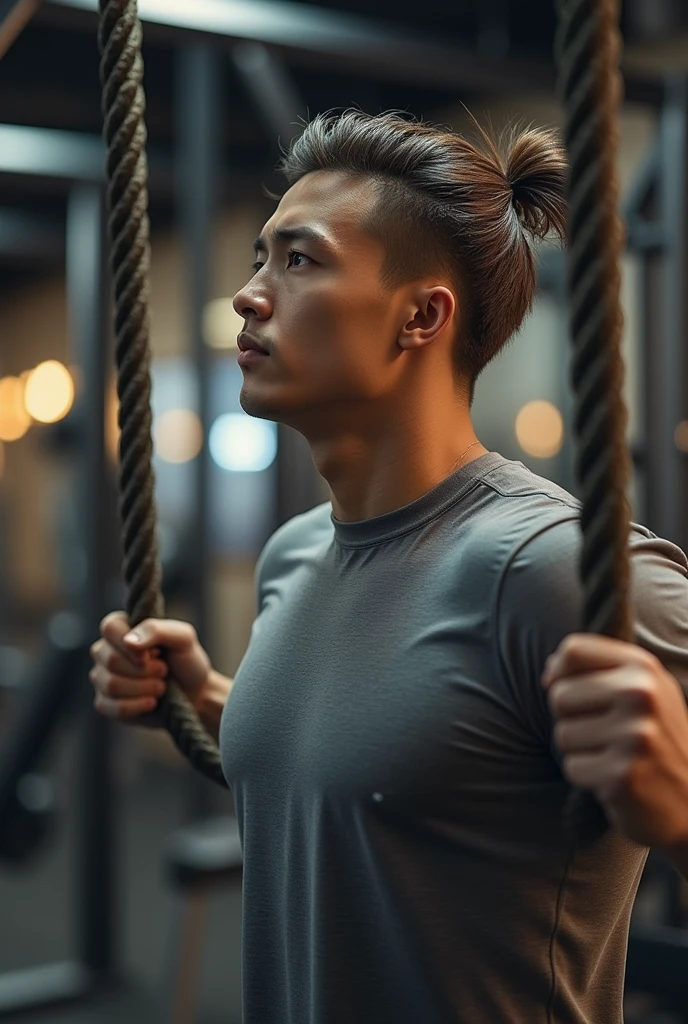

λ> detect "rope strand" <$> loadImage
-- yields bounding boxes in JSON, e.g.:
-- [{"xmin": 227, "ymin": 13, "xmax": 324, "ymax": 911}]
[{"xmin": 555, "ymin": 0, "xmax": 633, "ymax": 844}]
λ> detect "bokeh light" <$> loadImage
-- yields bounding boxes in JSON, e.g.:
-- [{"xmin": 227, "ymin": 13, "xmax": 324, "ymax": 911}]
[
  {"xmin": 674, "ymin": 421, "xmax": 688, "ymax": 453},
  {"xmin": 203, "ymin": 297, "xmax": 244, "ymax": 350},
  {"xmin": 0, "ymin": 377, "xmax": 31, "ymax": 441},
  {"xmin": 209, "ymin": 413, "xmax": 277, "ymax": 472},
  {"xmin": 24, "ymin": 360, "xmax": 74, "ymax": 424},
  {"xmin": 154, "ymin": 408, "xmax": 203, "ymax": 463},
  {"xmin": 515, "ymin": 400, "xmax": 564, "ymax": 459},
  {"xmin": 105, "ymin": 380, "xmax": 120, "ymax": 464}
]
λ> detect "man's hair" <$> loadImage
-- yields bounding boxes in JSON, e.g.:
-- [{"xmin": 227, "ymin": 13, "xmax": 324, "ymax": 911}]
[{"xmin": 276, "ymin": 109, "xmax": 567, "ymax": 404}]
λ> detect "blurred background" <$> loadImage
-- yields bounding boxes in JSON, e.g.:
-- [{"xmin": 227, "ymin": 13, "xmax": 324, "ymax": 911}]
[{"xmin": 0, "ymin": 0, "xmax": 687, "ymax": 1021}]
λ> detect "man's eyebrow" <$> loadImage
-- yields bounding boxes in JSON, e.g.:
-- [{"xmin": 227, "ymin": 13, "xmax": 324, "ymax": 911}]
[{"xmin": 252, "ymin": 226, "xmax": 334, "ymax": 253}]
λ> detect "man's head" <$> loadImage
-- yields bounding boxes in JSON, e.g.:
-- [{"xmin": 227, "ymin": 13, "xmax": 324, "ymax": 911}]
[{"xmin": 232, "ymin": 109, "xmax": 567, "ymax": 433}]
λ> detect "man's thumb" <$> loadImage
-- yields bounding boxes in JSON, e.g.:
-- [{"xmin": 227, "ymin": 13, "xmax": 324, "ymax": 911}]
[{"xmin": 124, "ymin": 625, "xmax": 151, "ymax": 646}]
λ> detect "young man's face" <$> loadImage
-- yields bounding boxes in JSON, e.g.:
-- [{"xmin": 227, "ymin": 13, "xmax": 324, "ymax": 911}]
[{"xmin": 232, "ymin": 170, "xmax": 414, "ymax": 433}]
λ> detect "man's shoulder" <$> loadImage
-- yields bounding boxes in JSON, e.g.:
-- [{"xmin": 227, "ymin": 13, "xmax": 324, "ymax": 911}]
[
  {"xmin": 463, "ymin": 458, "xmax": 582, "ymax": 577},
  {"xmin": 255, "ymin": 502, "xmax": 332, "ymax": 583}
]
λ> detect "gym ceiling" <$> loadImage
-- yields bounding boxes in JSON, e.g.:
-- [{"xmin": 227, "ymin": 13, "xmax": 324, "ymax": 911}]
[{"xmin": 0, "ymin": 0, "xmax": 685, "ymax": 288}]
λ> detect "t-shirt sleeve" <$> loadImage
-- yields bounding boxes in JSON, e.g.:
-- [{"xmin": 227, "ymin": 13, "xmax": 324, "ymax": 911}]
[{"xmin": 495, "ymin": 517, "xmax": 688, "ymax": 763}]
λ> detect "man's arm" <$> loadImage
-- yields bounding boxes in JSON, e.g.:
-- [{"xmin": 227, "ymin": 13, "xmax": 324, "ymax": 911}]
[
  {"xmin": 194, "ymin": 669, "xmax": 234, "ymax": 744},
  {"xmin": 544, "ymin": 634, "xmax": 688, "ymax": 870}
]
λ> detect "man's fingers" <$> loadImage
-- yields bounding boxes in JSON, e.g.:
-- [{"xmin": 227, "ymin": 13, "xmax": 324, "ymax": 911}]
[
  {"xmin": 548, "ymin": 667, "xmax": 656, "ymax": 717},
  {"xmin": 560, "ymin": 750, "xmax": 611, "ymax": 790},
  {"xmin": 121, "ymin": 618, "xmax": 198, "ymax": 654},
  {"xmin": 92, "ymin": 647, "xmax": 168, "ymax": 680},
  {"xmin": 554, "ymin": 711, "xmax": 620, "ymax": 754},
  {"xmin": 90, "ymin": 666, "xmax": 167, "ymax": 700},
  {"xmin": 547, "ymin": 674, "xmax": 616, "ymax": 717},
  {"xmin": 546, "ymin": 633, "xmax": 658, "ymax": 681},
  {"xmin": 93, "ymin": 692, "xmax": 160, "ymax": 720}
]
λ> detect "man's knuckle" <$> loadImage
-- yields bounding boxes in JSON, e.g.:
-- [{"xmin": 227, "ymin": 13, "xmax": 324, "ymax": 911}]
[
  {"xmin": 631, "ymin": 675, "xmax": 659, "ymax": 713},
  {"xmin": 562, "ymin": 635, "xmax": 582, "ymax": 658},
  {"xmin": 630, "ymin": 721, "xmax": 656, "ymax": 754},
  {"xmin": 105, "ymin": 649, "xmax": 119, "ymax": 672},
  {"xmin": 103, "ymin": 677, "xmax": 119, "ymax": 697}
]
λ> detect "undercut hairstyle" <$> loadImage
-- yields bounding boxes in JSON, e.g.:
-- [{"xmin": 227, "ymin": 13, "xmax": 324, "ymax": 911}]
[{"xmin": 276, "ymin": 109, "xmax": 568, "ymax": 404}]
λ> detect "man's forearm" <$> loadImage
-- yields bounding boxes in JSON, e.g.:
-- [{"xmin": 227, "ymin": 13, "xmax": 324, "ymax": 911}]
[{"xmin": 195, "ymin": 669, "xmax": 234, "ymax": 744}]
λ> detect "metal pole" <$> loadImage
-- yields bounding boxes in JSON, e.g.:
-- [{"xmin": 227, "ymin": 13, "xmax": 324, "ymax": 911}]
[
  {"xmin": 66, "ymin": 183, "xmax": 117, "ymax": 976},
  {"xmin": 657, "ymin": 74, "xmax": 688, "ymax": 549},
  {"xmin": 176, "ymin": 45, "xmax": 220, "ymax": 815}
]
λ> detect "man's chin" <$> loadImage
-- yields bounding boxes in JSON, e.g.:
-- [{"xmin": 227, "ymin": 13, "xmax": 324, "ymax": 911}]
[{"xmin": 238, "ymin": 389, "xmax": 280, "ymax": 423}]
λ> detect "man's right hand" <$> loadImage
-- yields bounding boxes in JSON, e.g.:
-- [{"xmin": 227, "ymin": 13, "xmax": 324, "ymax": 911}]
[{"xmin": 90, "ymin": 612, "xmax": 212, "ymax": 725}]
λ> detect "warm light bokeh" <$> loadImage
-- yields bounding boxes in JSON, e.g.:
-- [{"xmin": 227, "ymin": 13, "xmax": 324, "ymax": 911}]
[
  {"xmin": 675, "ymin": 421, "xmax": 688, "ymax": 453},
  {"xmin": 0, "ymin": 377, "xmax": 31, "ymax": 441},
  {"xmin": 515, "ymin": 400, "xmax": 565, "ymax": 459},
  {"xmin": 105, "ymin": 380, "xmax": 121, "ymax": 464},
  {"xmin": 154, "ymin": 408, "xmax": 203, "ymax": 463},
  {"xmin": 24, "ymin": 360, "xmax": 74, "ymax": 424},
  {"xmin": 203, "ymin": 297, "xmax": 244, "ymax": 350}
]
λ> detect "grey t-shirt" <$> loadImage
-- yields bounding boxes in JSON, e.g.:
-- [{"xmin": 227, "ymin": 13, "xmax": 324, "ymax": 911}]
[{"xmin": 220, "ymin": 451, "xmax": 688, "ymax": 1024}]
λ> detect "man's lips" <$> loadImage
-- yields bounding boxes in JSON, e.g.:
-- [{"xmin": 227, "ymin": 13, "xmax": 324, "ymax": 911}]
[{"xmin": 237, "ymin": 332, "xmax": 269, "ymax": 355}]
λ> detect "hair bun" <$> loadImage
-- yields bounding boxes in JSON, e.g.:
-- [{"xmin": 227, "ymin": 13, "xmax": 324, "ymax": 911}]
[{"xmin": 505, "ymin": 127, "xmax": 568, "ymax": 241}]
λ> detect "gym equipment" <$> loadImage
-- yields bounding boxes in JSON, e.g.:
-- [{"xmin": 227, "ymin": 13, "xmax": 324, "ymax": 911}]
[
  {"xmin": 0, "ymin": 773, "xmax": 56, "ymax": 865},
  {"xmin": 161, "ymin": 816, "xmax": 243, "ymax": 1023},
  {"xmin": 0, "ymin": 613, "xmax": 85, "ymax": 863}
]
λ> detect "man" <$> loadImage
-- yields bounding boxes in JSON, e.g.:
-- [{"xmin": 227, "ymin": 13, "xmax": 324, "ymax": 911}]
[{"xmin": 91, "ymin": 110, "xmax": 688, "ymax": 1022}]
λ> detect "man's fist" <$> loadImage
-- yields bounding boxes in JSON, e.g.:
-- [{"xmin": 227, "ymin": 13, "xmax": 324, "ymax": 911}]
[
  {"xmin": 90, "ymin": 612, "xmax": 211, "ymax": 725},
  {"xmin": 543, "ymin": 633, "xmax": 688, "ymax": 850}
]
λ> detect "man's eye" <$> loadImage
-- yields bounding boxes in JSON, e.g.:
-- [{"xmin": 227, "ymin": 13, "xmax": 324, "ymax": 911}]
[
  {"xmin": 250, "ymin": 250, "xmax": 311, "ymax": 273},
  {"xmin": 287, "ymin": 249, "xmax": 311, "ymax": 268}
]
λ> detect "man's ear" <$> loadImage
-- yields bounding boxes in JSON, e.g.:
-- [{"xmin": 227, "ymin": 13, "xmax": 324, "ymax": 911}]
[{"xmin": 398, "ymin": 286, "xmax": 456, "ymax": 350}]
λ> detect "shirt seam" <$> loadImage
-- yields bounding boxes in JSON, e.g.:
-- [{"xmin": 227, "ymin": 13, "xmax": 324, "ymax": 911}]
[
  {"xmin": 332, "ymin": 475, "xmax": 580, "ymax": 550},
  {"xmin": 489, "ymin": 515, "xmax": 581, "ymax": 729}
]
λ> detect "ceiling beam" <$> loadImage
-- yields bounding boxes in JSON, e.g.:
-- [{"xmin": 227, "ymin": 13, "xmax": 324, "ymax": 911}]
[
  {"xmin": 0, "ymin": 0, "xmax": 41, "ymax": 59},
  {"xmin": 39, "ymin": 0, "xmax": 664, "ymax": 106},
  {"xmin": 39, "ymin": 0, "xmax": 556, "ymax": 96}
]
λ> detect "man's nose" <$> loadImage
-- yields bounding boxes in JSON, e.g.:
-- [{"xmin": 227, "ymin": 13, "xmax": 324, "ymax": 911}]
[{"xmin": 232, "ymin": 284, "xmax": 271, "ymax": 320}]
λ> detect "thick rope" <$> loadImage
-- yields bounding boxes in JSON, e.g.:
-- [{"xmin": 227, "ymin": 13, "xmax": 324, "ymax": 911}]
[
  {"xmin": 555, "ymin": 0, "xmax": 633, "ymax": 844},
  {"xmin": 97, "ymin": 0, "xmax": 227, "ymax": 787}
]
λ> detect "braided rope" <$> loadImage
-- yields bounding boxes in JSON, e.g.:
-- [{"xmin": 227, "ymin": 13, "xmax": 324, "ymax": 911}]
[
  {"xmin": 97, "ymin": 0, "xmax": 228, "ymax": 787},
  {"xmin": 555, "ymin": 0, "xmax": 633, "ymax": 844}
]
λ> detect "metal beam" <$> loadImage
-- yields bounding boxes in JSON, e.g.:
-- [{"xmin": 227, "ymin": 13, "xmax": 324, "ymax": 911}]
[
  {"xmin": 40, "ymin": 0, "xmax": 663, "ymax": 104},
  {"xmin": 0, "ymin": 123, "xmax": 270, "ymax": 201},
  {"xmin": 232, "ymin": 42, "xmax": 306, "ymax": 146},
  {"xmin": 67, "ymin": 184, "xmax": 117, "ymax": 975},
  {"xmin": 0, "ymin": 0, "xmax": 40, "ymax": 60},
  {"xmin": 656, "ymin": 74, "xmax": 688, "ymax": 549},
  {"xmin": 28, "ymin": 0, "xmax": 551, "ymax": 99}
]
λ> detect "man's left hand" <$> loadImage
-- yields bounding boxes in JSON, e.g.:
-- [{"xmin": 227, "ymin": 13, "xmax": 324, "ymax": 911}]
[{"xmin": 542, "ymin": 634, "xmax": 688, "ymax": 849}]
